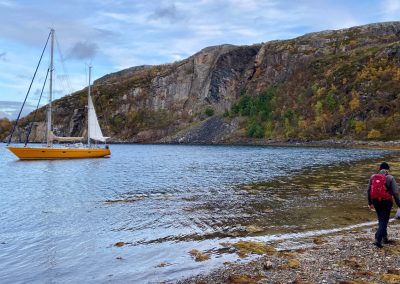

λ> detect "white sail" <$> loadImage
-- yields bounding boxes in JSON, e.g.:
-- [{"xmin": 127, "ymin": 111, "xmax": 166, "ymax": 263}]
[{"xmin": 88, "ymin": 93, "xmax": 108, "ymax": 142}]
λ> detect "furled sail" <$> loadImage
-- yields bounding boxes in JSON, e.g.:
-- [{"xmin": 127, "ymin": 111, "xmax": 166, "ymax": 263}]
[
  {"xmin": 88, "ymin": 94, "xmax": 108, "ymax": 142},
  {"xmin": 49, "ymin": 131, "xmax": 84, "ymax": 142}
]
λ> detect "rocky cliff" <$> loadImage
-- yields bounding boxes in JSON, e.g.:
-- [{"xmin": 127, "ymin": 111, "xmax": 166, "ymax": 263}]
[{"xmin": 8, "ymin": 21, "xmax": 400, "ymax": 143}]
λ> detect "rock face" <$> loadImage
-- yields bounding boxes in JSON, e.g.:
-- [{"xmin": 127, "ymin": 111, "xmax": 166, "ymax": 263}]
[
  {"xmin": 7, "ymin": 21, "xmax": 400, "ymax": 143},
  {"xmin": 94, "ymin": 44, "xmax": 259, "ymax": 116},
  {"xmin": 161, "ymin": 116, "xmax": 237, "ymax": 144}
]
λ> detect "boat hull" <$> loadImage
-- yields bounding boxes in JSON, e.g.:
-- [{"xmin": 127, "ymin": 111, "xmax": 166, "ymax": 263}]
[{"xmin": 7, "ymin": 146, "xmax": 111, "ymax": 160}]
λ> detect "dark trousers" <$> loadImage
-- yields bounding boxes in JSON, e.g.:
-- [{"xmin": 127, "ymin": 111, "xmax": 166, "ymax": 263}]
[{"xmin": 372, "ymin": 199, "xmax": 393, "ymax": 243}]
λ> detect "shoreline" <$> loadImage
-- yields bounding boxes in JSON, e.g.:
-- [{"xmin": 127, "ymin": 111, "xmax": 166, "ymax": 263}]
[
  {"xmin": 4, "ymin": 139, "xmax": 400, "ymax": 151},
  {"xmin": 176, "ymin": 154, "xmax": 400, "ymax": 283},
  {"xmin": 116, "ymin": 139, "xmax": 400, "ymax": 150},
  {"xmin": 179, "ymin": 221, "xmax": 400, "ymax": 284}
]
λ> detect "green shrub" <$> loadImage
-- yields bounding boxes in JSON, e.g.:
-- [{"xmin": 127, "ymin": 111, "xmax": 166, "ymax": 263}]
[
  {"xmin": 229, "ymin": 88, "xmax": 277, "ymax": 138},
  {"xmin": 205, "ymin": 107, "xmax": 214, "ymax": 117},
  {"xmin": 247, "ymin": 120, "xmax": 264, "ymax": 138},
  {"xmin": 231, "ymin": 88, "xmax": 275, "ymax": 120},
  {"xmin": 326, "ymin": 92, "xmax": 337, "ymax": 112},
  {"xmin": 223, "ymin": 109, "xmax": 230, "ymax": 117},
  {"xmin": 315, "ymin": 101, "xmax": 323, "ymax": 115},
  {"xmin": 284, "ymin": 108, "xmax": 295, "ymax": 121}
]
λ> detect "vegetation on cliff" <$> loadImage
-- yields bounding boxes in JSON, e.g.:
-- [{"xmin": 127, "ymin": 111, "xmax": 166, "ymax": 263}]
[
  {"xmin": 225, "ymin": 28, "xmax": 400, "ymax": 141},
  {"xmin": 0, "ymin": 118, "xmax": 12, "ymax": 140},
  {"xmin": 3, "ymin": 22, "xmax": 400, "ymax": 143}
]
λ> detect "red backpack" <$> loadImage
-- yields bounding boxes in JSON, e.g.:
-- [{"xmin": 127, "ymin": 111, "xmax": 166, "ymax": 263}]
[{"xmin": 370, "ymin": 174, "xmax": 392, "ymax": 201}]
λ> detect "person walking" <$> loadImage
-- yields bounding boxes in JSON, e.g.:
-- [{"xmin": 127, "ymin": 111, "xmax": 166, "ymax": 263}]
[{"xmin": 368, "ymin": 162, "xmax": 400, "ymax": 248}]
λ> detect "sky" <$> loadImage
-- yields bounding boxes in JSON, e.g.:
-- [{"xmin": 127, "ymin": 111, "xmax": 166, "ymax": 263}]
[{"xmin": 0, "ymin": 0, "xmax": 399, "ymax": 119}]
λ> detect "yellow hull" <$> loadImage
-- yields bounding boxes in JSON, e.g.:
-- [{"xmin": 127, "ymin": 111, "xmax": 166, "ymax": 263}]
[{"xmin": 7, "ymin": 146, "xmax": 111, "ymax": 160}]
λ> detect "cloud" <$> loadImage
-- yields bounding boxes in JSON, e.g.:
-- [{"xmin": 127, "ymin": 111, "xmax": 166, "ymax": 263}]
[
  {"xmin": 381, "ymin": 0, "xmax": 400, "ymax": 20},
  {"xmin": 0, "ymin": 2, "xmax": 117, "ymax": 50},
  {"xmin": 0, "ymin": 101, "xmax": 36, "ymax": 119},
  {"xmin": 94, "ymin": 28, "xmax": 118, "ymax": 39},
  {"xmin": 100, "ymin": 11, "xmax": 130, "ymax": 22},
  {"xmin": 0, "ymin": 0, "xmax": 396, "ymax": 105},
  {"xmin": 148, "ymin": 3, "xmax": 179, "ymax": 22},
  {"xmin": 101, "ymin": 46, "xmax": 144, "ymax": 69},
  {"xmin": 67, "ymin": 41, "xmax": 98, "ymax": 60},
  {"xmin": 0, "ymin": 0, "xmax": 16, "ymax": 7},
  {"xmin": 386, "ymin": 0, "xmax": 400, "ymax": 12}
]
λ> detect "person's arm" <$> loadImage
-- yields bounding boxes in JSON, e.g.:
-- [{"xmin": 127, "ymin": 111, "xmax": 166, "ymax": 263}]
[
  {"xmin": 367, "ymin": 176, "xmax": 373, "ymax": 208},
  {"xmin": 388, "ymin": 176, "xmax": 400, "ymax": 207}
]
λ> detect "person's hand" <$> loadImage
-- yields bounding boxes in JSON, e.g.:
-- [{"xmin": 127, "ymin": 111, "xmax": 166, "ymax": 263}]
[{"xmin": 369, "ymin": 204, "xmax": 374, "ymax": 210}]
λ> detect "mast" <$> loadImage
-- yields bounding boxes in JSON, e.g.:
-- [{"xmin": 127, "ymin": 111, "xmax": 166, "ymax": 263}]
[
  {"xmin": 47, "ymin": 28, "xmax": 54, "ymax": 147},
  {"xmin": 88, "ymin": 65, "xmax": 92, "ymax": 147}
]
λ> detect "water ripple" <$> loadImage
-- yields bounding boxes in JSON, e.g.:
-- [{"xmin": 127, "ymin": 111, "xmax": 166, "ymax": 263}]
[{"xmin": 0, "ymin": 144, "xmax": 394, "ymax": 283}]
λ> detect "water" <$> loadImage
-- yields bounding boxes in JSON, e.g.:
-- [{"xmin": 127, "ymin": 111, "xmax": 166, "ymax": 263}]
[{"xmin": 0, "ymin": 144, "xmax": 396, "ymax": 283}]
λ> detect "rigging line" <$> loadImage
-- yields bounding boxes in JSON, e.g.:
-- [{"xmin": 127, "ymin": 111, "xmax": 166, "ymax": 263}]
[
  {"xmin": 55, "ymin": 34, "xmax": 73, "ymax": 95},
  {"xmin": 24, "ymin": 68, "xmax": 49, "ymax": 146},
  {"xmin": 55, "ymin": 35, "xmax": 68, "ymax": 94},
  {"xmin": 7, "ymin": 31, "xmax": 52, "ymax": 145}
]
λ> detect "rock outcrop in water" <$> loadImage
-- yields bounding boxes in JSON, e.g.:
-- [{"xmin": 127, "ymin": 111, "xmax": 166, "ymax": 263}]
[{"xmin": 6, "ymin": 21, "xmax": 400, "ymax": 143}]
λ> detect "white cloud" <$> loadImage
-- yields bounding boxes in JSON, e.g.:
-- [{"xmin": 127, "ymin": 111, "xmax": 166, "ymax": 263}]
[
  {"xmin": 381, "ymin": 0, "xmax": 400, "ymax": 20},
  {"xmin": 100, "ymin": 11, "xmax": 131, "ymax": 22},
  {"xmin": 386, "ymin": 0, "xmax": 400, "ymax": 13},
  {"xmin": 192, "ymin": 24, "xmax": 225, "ymax": 38},
  {"xmin": 0, "ymin": 101, "xmax": 36, "ymax": 119},
  {"xmin": 101, "ymin": 46, "xmax": 144, "ymax": 70},
  {"xmin": 0, "ymin": 0, "xmax": 397, "ymax": 105},
  {"xmin": 170, "ymin": 54, "xmax": 185, "ymax": 61},
  {"xmin": 0, "ymin": 0, "xmax": 16, "ymax": 7}
]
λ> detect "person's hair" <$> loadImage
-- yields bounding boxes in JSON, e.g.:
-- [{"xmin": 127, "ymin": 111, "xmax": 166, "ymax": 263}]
[{"xmin": 380, "ymin": 162, "xmax": 390, "ymax": 170}]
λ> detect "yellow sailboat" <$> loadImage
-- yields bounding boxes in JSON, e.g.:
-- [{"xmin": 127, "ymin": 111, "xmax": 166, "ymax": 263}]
[{"xmin": 7, "ymin": 29, "xmax": 110, "ymax": 160}]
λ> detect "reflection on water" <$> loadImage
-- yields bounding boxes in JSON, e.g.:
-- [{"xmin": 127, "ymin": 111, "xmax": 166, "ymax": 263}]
[{"xmin": 0, "ymin": 144, "xmax": 397, "ymax": 282}]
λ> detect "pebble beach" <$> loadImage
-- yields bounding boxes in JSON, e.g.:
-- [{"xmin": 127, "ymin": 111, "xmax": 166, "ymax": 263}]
[{"xmin": 180, "ymin": 222, "xmax": 400, "ymax": 284}]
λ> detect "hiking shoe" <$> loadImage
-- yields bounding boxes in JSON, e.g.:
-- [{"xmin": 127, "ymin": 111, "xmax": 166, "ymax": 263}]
[
  {"xmin": 374, "ymin": 241, "xmax": 383, "ymax": 248},
  {"xmin": 383, "ymin": 237, "xmax": 394, "ymax": 244}
]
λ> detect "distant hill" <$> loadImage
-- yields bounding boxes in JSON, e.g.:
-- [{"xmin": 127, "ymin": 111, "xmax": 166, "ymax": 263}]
[{"xmin": 5, "ymin": 21, "xmax": 400, "ymax": 143}]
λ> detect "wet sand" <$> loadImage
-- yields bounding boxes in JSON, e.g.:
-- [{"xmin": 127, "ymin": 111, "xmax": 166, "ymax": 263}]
[{"xmin": 180, "ymin": 221, "xmax": 400, "ymax": 284}]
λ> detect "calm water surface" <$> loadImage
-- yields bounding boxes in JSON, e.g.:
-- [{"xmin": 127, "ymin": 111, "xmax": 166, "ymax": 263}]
[{"xmin": 0, "ymin": 144, "xmax": 395, "ymax": 283}]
